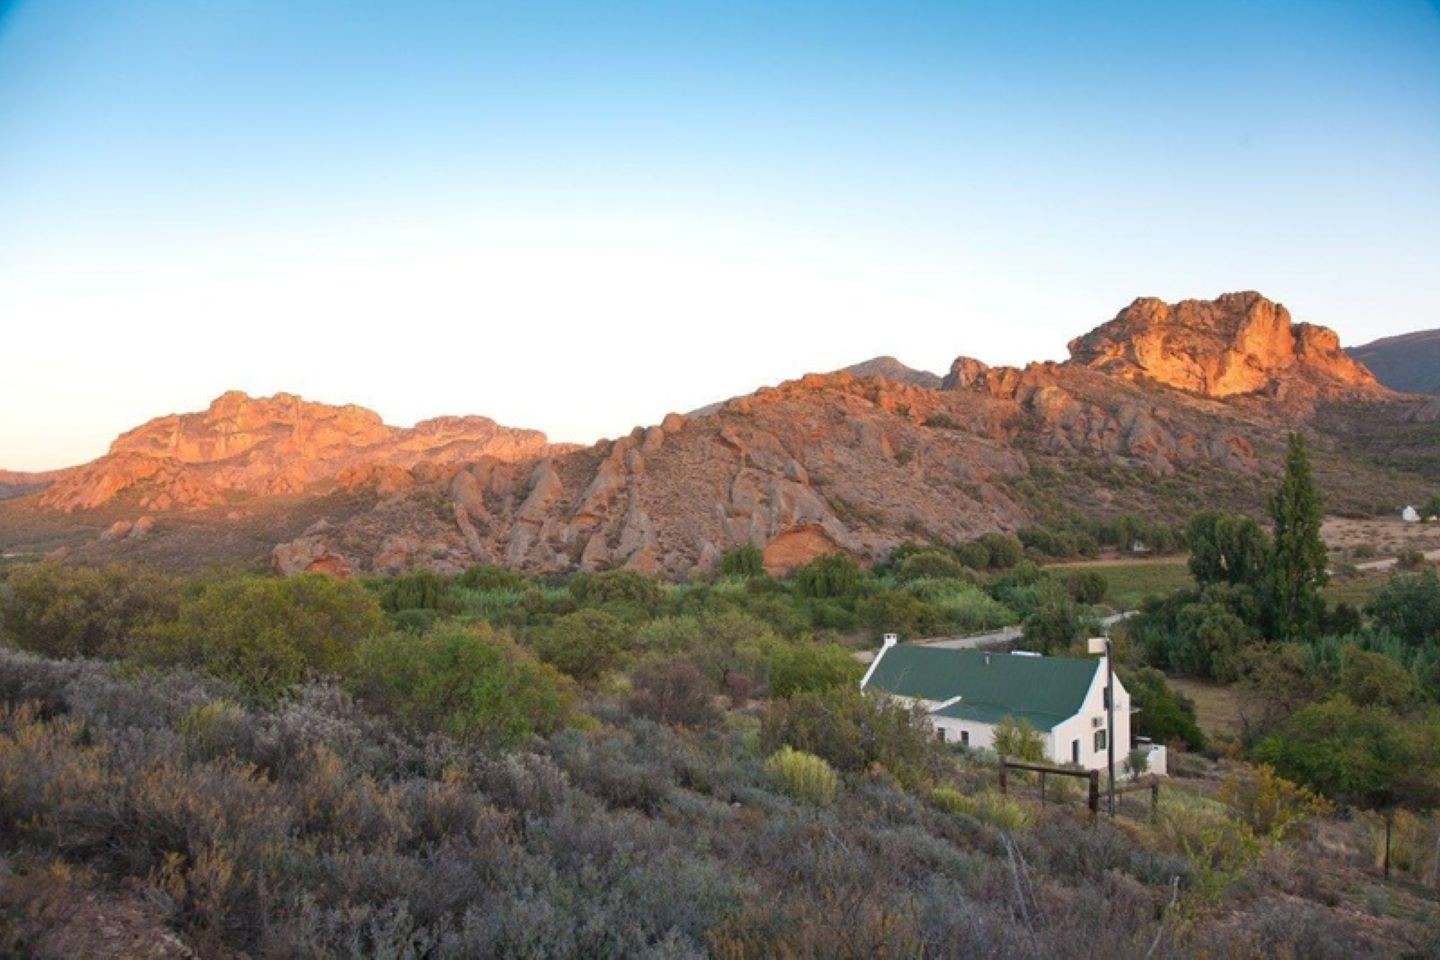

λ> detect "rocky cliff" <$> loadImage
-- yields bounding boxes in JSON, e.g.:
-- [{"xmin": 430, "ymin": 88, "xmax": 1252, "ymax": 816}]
[
  {"xmin": 35, "ymin": 391, "xmax": 551, "ymax": 513},
  {"xmin": 1067, "ymin": 292, "xmax": 1379, "ymax": 398},
  {"xmin": 2, "ymin": 291, "xmax": 1428, "ymax": 578}
]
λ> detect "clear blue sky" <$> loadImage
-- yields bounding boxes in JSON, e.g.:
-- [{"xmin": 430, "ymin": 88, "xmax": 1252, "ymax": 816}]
[{"xmin": 2, "ymin": 1, "xmax": 1438, "ymax": 469}]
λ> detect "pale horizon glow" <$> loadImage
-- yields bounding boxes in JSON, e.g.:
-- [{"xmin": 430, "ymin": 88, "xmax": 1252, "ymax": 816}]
[{"xmin": 2, "ymin": 0, "xmax": 1439, "ymax": 470}]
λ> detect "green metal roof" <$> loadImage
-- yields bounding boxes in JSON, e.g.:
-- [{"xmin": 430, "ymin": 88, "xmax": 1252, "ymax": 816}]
[{"xmin": 864, "ymin": 646, "xmax": 1099, "ymax": 731}]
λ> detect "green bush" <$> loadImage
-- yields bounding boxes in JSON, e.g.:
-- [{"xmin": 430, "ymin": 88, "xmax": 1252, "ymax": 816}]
[
  {"xmin": 349, "ymin": 624, "xmax": 572, "ymax": 745},
  {"xmin": 754, "ymin": 638, "xmax": 864, "ymax": 697},
  {"xmin": 0, "ymin": 563, "xmax": 181, "ymax": 658},
  {"xmin": 719, "ymin": 544, "xmax": 766, "ymax": 579},
  {"xmin": 569, "ymin": 569, "xmax": 664, "ymax": 609},
  {"xmin": 142, "ymin": 574, "xmax": 385, "ymax": 698},
  {"xmin": 856, "ymin": 588, "xmax": 940, "ymax": 638},
  {"xmin": 954, "ymin": 540, "xmax": 992, "ymax": 570},
  {"xmin": 895, "ymin": 550, "xmax": 969, "ymax": 582},
  {"xmin": 455, "ymin": 564, "xmax": 533, "ymax": 592},
  {"xmin": 992, "ymin": 716, "xmax": 1045, "ymax": 761},
  {"xmin": 1123, "ymin": 667, "xmax": 1206, "ymax": 750},
  {"xmin": 765, "ymin": 747, "xmax": 839, "ymax": 805},
  {"xmin": 792, "ymin": 553, "xmax": 862, "ymax": 599},
  {"xmin": 977, "ymin": 532, "xmax": 1024, "ymax": 569},
  {"xmin": 762, "ymin": 687, "xmax": 942, "ymax": 787},
  {"xmin": 532, "ymin": 608, "xmax": 633, "ymax": 683},
  {"xmin": 378, "ymin": 570, "xmax": 448, "ymax": 612},
  {"xmin": 1064, "ymin": 570, "xmax": 1108, "ymax": 605}
]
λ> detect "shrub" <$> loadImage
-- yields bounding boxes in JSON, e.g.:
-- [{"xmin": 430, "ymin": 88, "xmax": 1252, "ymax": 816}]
[
  {"xmin": 792, "ymin": 553, "xmax": 862, "ymax": 599},
  {"xmin": 755, "ymin": 638, "xmax": 864, "ymax": 697},
  {"xmin": 977, "ymin": 532, "xmax": 1024, "ymax": 569},
  {"xmin": 627, "ymin": 658, "xmax": 719, "ymax": 728},
  {"xmin": 762, "ymin": 687, "xmax": 942, "ymax": 787},
  {"xmin": 895, "ymin": 550, "xmax": 968, "ymax": 582},
  {"xmin": 933, "ymin": 786, "xmax": 1031, "ymax": 829},
  {"xmin": 856, "ymin": 589, "xmax": 939, "ymax": 639},
  {"xmin": 1064, "ymin": 570, "xmax": 1108, "ymax": 605},
  {"xmin": 142, "ymin": 574, "xmax": 385, "ymax": 698},
  {"xmin": 0, "ymin": 563, "xmax": 180, "ymax": 658},
  {"xmin": 719, "ymin": 544, "xmax": 766, "ymax": 579},
  {"xmin": 377, "ymin": 570, "xmax": 447, "ymax": 613},
  {"xmin": 954, "ymin": 540, "xmax": 991, "ymax": 570},
  {"xmin": 1217, "ymin": 765, "xmax": 1331, "ymax": 842},
  {"xmin": 1020, "ymin": 597, "xmax": 1081, "ymax": 654},
  {"xmin": 765, "ymin": 747, "xmax": 838, "ymax": 805},
  {"xmin": 455, "ymin": 564, "xmax": 532, "ymax": 592},
  {"xmin": 349, "ymin": 625, "xmax": 572, "ymax": 745},
  {"xmin": 1123, "ymin": 667, "xmax": 1206, "ymax": 751},
  {"xmin": 992, "ymin": 716, "xmax": 1045, "ymax": 762},
  {"xmin": 569, "ymin": 570, "xmax": 664, "ymax": 609},
  {"xmin": 532, "ymin": 608, "xmax": 633, "ymax": 683}
]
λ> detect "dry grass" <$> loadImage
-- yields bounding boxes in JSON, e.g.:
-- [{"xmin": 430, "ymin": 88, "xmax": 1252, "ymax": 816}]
[{"xmin": 1166, "ymin": 677, "xmax": 1244, "ymax": 739}]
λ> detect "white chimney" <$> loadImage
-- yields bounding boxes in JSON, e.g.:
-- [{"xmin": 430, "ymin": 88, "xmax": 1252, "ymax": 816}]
[{"xmin": 882, "ymin": 632, "xmax": 899, "ymax": 648}]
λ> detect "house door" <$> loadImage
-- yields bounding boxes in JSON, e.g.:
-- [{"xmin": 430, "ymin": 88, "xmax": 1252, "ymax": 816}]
[{"xmin": 1071, "ymin": 739, "xmax": 1080, "ymax": 764}]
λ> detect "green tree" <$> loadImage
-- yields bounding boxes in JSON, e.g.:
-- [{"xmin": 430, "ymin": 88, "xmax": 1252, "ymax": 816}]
[
  {"xmin": 896, "ymin": 549, "xmax": 970, "ymax": 582},
  {"xmin": 761, "ymin": 686, "xmax": 943, "ymax": 787},
  {"xmin": 755, "ymin": 637, "xmax": 864, "ymax": 697},
  {"xmin": 1186, "ymin": 510, "xmax": 1271, "ymax": 587},
  {"xmin": 1267, "ymin": 433, "xmax": 1328, "ymax": 642},
  {"xmin": 349, "ymin": 624, "xmax": 572, "ymax": 745},
  {"xmin": 1254, "ymin": 696, "xmax": 1440, "ymax": 877},
  {"xmin": 792, "ymin": 553, "xmax": 862, "ymax": 599},
  {"xmin": 144, "ymin": 574, "xmax": 385, "ymax": 698},
  {"xmin": 1366, "ymin": 570, "xmax": 1440, "ymax": 646},
  {"xmin": 0, "ymin": 562, "xmax": 180, "ymax": 658},
  {"xmin": 379, "ymin": 569, "xmax": 448, "ymax": 613},
  {"xmin": 568, "ymin": 569, "xmax": 664, "ymax": 609},
  {"xmin": 532, "ymin": 608, "xmax": 633, "ymax": 683},
  {"xmin": 1020, "ymin": 597, "xmax": 1082, "ymax": 655},
  {"xmin": 1123, "ymin": 666, "xmax": 1206, "ymax": 751},
  {"xmin": 1340, "ymin": 649, "xmax": 1418, "ymax": 710},
  {"xmin": 719, "ymin": 543, "xmax": 767, "ymax": 579},
  {"xmin": 977, "ymin": 532, "xmax": 1024, "ymax": 570}
]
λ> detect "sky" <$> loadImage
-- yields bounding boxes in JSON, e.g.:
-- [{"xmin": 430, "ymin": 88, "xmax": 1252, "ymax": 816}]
[{"xmin": 1, "ymin": 1, "xmax": 1438, "ymax": 471}]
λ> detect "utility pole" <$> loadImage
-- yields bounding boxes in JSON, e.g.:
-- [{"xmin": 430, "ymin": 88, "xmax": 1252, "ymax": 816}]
[{"xmin": 1088, "ymin": 633, "xmax": 1117, "ymax": 816}]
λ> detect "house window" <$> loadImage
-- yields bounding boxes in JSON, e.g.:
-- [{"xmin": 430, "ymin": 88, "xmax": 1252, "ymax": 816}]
[
  {"xmin": 1071, "ymin": 739, "xmax": 1079, "ymax": 764},
  {"xmin": 936, "ymin": 729, "xmax": 946, "ymax": 743},
  {"xmin": 960, "ymin": 730, "xmax": 970, "ymax": 747},
  {"xmin": 1094, "ymin": 729, "xmax": 1107, "ymax": 752}
]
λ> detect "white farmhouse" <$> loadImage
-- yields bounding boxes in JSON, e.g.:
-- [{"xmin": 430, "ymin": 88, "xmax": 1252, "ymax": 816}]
[{"xmin": 861, "ymin": 641, "xmax": 1158, "ymax": 775}]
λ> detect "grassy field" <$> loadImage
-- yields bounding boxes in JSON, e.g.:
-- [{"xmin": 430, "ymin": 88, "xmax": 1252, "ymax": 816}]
[
  {"xmin": 1166, "ymin": 676, "xmax": 1244, "ymax": 739},
  {"xmin": 1046, "ymin": 556, "xmax": 1194, "ymax": 609}
]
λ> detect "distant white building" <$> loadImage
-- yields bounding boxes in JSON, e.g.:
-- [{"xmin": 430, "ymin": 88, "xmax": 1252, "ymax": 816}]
[
  {"xmin": 1403, "ymin": 505, "xmax": 1420, "ymax": 523},
  {"xmin": 861, "ymin": 640, "xmax": 1161, "ymax": 776}
]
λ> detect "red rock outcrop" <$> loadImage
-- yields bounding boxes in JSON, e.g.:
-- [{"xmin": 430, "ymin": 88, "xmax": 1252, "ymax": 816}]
[
  {"xmin": 1066, "ymin": 292, "xmax": 1379, "ymax": 398},
  {"xmin": 37, "ymin": 392, "xmax": 551, "ymax": 513}
]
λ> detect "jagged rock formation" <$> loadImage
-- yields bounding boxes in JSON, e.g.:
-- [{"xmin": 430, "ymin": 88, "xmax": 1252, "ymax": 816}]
[
  {"xmin": 1067, "ymin": 292, "xmax": 1379, "ymax": 398},
  {"xmin": 36, "ymin": 391, "xmax": 551, "ymax": 513},
  {"xmin": 2, "ymin": 291, "xmax": 1429, "ymax": 578},
  {"xmin": 1348, "ymin": 329, "xmax": 1440, "ymax": 396}
]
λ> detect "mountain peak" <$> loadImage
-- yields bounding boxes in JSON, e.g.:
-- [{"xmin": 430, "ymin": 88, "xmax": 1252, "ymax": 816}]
[{"xmin": 1064, "ymin": 291, "xmax": 1379, "ymax": 398}]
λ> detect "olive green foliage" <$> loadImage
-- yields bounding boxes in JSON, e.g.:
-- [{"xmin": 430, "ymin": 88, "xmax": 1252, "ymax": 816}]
[
  {"xmin": 349, "ymin": 624, "xmax": 572, "ymax": 745},
  {"xmin": 1339, "ymin": 648, "xmax": 1418, "ymax": 710},
  {"xmin": 1063, "ymin": 570, "xmax": 1108, "ymax": 605},
  {"xmin": 1217, "ymin": 765, "xmax": 1331, "ymax": 842},
  {"xmin": 762, "ymin": 687, "xmax": 943, "ymax": 787},
  {"xmin": 753, "ymin": 637, "xmax": 863, "ymax": 697},
  {"xmin": 1130, "ymin": 583, "xmax": 1262, "ymax": 682},
  {"xmin": 0, "ymin": 562, "xmax": 180, "ymax": 658},
  {"xmin": 1424, "ymin": 494, "xmax": 1440, "ymax": 520},
  {"xmin": 992, "ymin": 716, "xmax": 1045, "ymax": 762},
  {"xmin": 377, "ymin": 569, "xmax": 448, "ymax": 612},
  {"xmin": 895, "ymin": 549, "xmax": 969, "ymax": 582},
  {"xmin": 856, "ymin": 588, "xmax": 939, "ymax": 639},
  {"xmin": 1186, "ymin": 510, "xmax": 1271, "ymax": 587},
  {"xmin": 976, "ymin": 532, "xmax": 1024, "ymax": 569},
  {"xmin": 532, "ymin": 608, "xmax": 633, "ymax": 683},
  {"xmin": 1267, "ymin": 433, "xmax": 1328, "ymax": 642},
  {"xmin": 1365, "ymin": 569, "xmax": 1440, "ymax": 646},
  {"xmin": 1020, "ymin": 596, "xmax": 1083, "ymax": 655},
  {"xmin": 455, "ymin": 563, "xmax": 533, "ymax": 592},
  {"xmin": 1253, "ymin": 696, "xmax": 1440, "ymax": 814},
  {"xmin": 143, "ymin": 574, "xmax": 385, "ymax": 698},
  {"xmin": 792, "ymin": 553, "xmax": 862, "ymax": 599},
  {"xmin": 569, "ymin": 569, "xmax": 664, "ymax": 609},
  {"xmin": 765, "ymin": 746, "xmax": 839, "ymax": 805},
  {"xmin": 718, "ymin": 544, "xmax": 766, "ymax": 578},
  {"xmin": 1122, "ymin": 667, "xmax": 1206, "ymax": 750}
]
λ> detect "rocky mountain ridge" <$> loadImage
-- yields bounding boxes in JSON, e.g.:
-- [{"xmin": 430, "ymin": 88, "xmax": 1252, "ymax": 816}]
[
  {"xmin": 1348, "ymin": 329, "xmax": 1440, "ymax": 396},
  {"xmin": 2, "ymin": 291, "xmax": 1432, "ymax": 578}
]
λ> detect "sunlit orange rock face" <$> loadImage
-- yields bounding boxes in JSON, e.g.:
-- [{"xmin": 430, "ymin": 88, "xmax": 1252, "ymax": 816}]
[
  {"xmin": 1066, "ymin": 292, "xmax": 1379, "ymax": 398},
  {"xmin": 39, "ymin": 391, "xmax": 551, "ymax": 512}
]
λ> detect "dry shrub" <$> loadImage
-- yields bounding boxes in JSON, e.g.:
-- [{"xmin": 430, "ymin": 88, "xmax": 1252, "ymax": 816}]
[{"xmin": 765, "ymin": 747, "xmax": 839, "ymax": 806}]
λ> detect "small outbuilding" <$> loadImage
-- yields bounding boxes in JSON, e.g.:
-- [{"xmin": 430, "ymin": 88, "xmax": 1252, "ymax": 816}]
[{"xmin": 1403, "ymin": 505, "xmax": 1420, "ymax": 523}]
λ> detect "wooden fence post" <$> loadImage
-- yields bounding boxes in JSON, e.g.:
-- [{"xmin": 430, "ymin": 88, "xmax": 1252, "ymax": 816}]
[
  {"xmin": 1039, "ymin": 770, "xmax": 1046, "ymax": 804},
  {"xmin": 1087, "ymin": 770, "xmax": 1100, "ymax": 817},
  {"xmin": 999, "ymin": 759, "xmax": 1008, "ymax": 795},
  {"xmin": 1150, "ymin": 780, "xmax": 1159, "ymax": 822}
]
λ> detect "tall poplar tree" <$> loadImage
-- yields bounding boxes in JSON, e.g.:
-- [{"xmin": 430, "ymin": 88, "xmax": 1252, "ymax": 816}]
[{"xmin": 1268, "ymin": 433, "xmax": 1328, "ymax": 642}]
